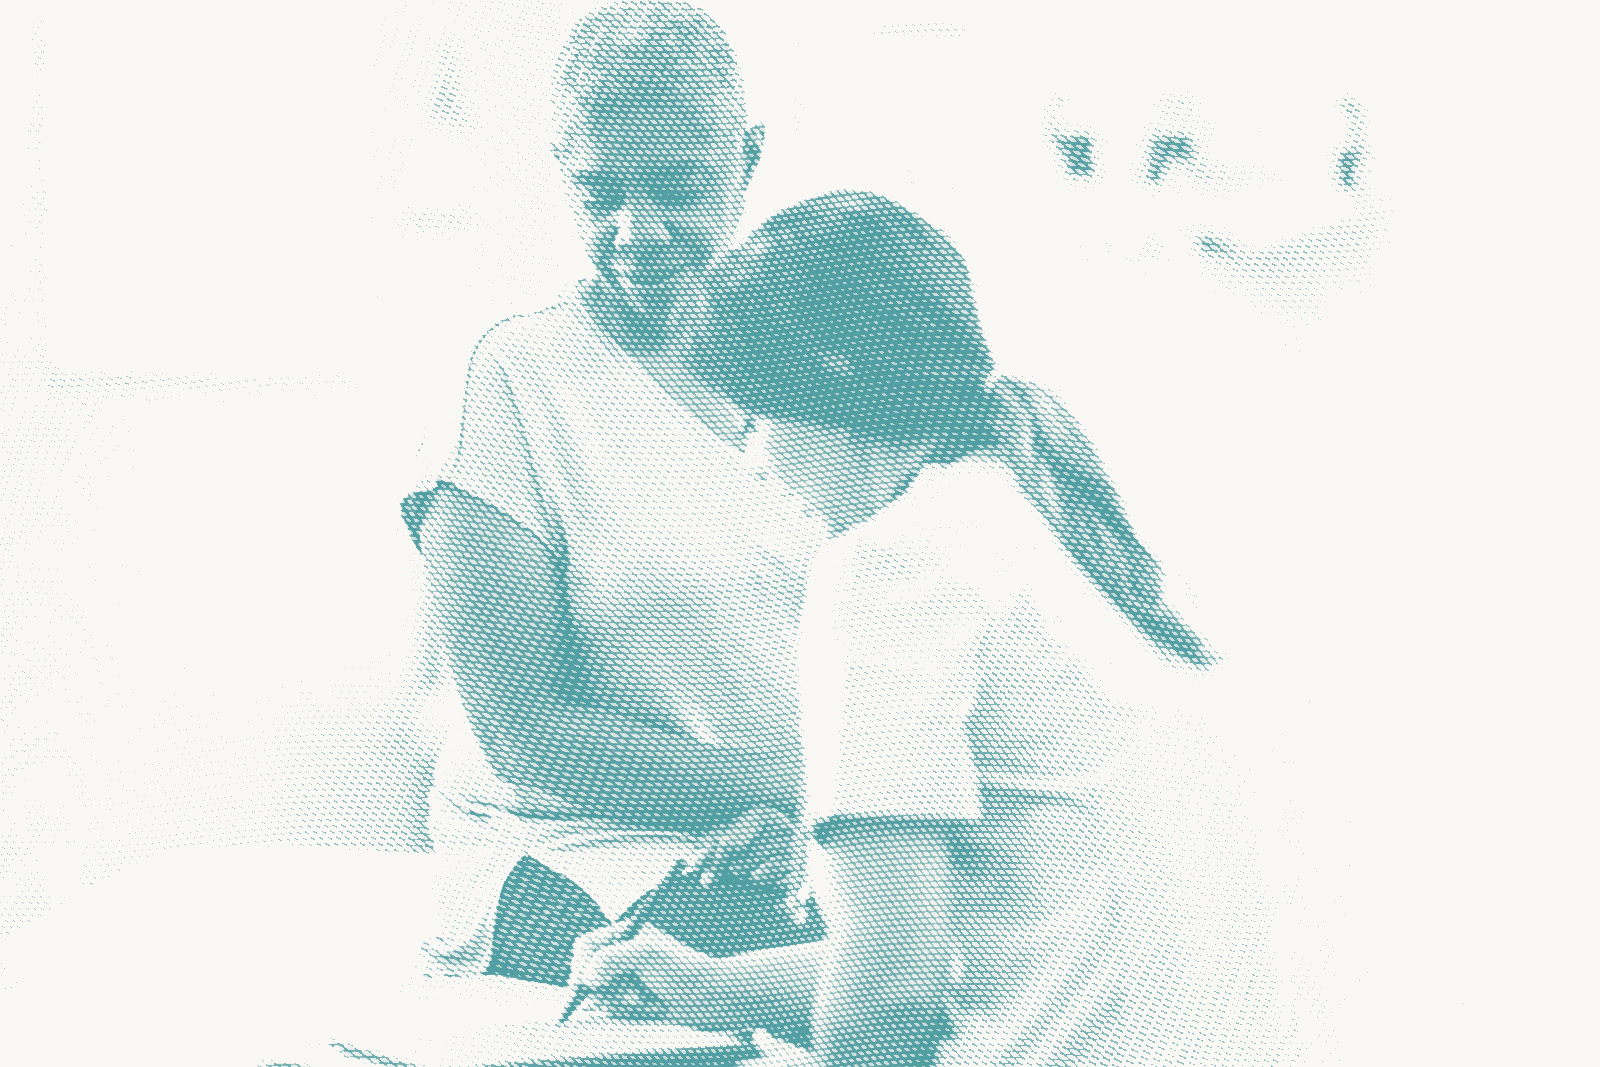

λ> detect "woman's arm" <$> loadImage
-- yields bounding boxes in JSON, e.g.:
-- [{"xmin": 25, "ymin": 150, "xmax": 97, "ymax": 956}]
[
  {"xmin": 812, "ymin": 821, "xmax": 959, "ymax": 1067},
  {"xmin": 571, "ymin": 924, "xmax": 821, "ymax": 1032},
  {"xmin": 565, "ymin": 821, "xmax": 960, "ymax": 1050},
  {"xmin": 417, "ymin": 484, "xmax": 799, "ymax": 830}
]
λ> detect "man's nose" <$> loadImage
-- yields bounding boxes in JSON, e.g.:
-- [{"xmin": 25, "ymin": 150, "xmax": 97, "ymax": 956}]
[{"xmin": 614, "ymin": 197, "xmax": 669, "ymax": 247}]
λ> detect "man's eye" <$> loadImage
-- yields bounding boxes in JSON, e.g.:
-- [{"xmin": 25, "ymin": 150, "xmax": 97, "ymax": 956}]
[
  {"xmin": 652, "ymin": 183, "xmax": 703, "ymax": 208},
  {"xmin": 581, "ymin": 190, "xmax": 623, "ymax": 214},
  {"xmin": 1146, "ymin": 135, "xmax": 1194, "ymax": 182}
]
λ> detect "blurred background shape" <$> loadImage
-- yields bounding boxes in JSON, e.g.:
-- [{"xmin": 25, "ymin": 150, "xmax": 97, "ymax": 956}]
[{"xmin": 1, "ymin": 2, "xmax": 1592, "ymax": 1065}]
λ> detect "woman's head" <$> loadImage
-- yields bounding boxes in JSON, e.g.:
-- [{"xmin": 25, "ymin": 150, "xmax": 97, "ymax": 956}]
[
  {"xmin": 701, "ymin": 191, "xmax": 996, "ymax": 458},
  {"xmin": 704, "ymin": 191, "xmax": 1215, "ymax": 667},
  {"xmin": 553, "ymin": 3, "xmax": 764, "ymax": 317}
]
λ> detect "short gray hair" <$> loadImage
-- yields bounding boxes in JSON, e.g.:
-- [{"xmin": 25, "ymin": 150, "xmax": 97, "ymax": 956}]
[{"xmin": 555, "ymin": 2, "xmax": 746, "ymax": 123}]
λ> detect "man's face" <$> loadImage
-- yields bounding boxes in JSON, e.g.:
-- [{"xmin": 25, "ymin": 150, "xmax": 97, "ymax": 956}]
[{"xmin": 555, "ymin": 94, "xmax": 755, "ymax": 318}]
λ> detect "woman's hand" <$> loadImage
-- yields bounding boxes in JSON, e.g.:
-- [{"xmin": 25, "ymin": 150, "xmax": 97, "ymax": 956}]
[{"xmin": 569, "ymin": 923, "xmax": 739, "ymax": 1030}]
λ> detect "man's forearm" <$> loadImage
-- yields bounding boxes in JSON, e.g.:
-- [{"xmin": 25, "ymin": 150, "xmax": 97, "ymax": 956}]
[
  {"xmin": 418, "ymin": 483, "xmax": 798, "ymax": 829},
  {"xmin": 460, "ymin": 687, "xmax": 798, "ymax": 830}
]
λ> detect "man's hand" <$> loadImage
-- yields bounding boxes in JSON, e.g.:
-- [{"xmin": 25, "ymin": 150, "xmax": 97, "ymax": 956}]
[{"xmin": 690, "ymin": 807, "xmax": 807, "ymax": 897}]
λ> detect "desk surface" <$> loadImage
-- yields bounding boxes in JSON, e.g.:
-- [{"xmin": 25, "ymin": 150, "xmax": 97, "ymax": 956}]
[
  {"xmin": 252, "ymin": 976, "xmax": 820, "ymax": 1067},
  {"xmin": 260, "ymin": 1034, "xmax": 818, "ymax": 1067}
]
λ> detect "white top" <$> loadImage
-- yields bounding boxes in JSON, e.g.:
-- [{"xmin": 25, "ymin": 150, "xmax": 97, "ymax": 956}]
[
  {"xmin": 404, "ymin": 293, "xmax": 830, "ymax": 932},
  {"xmin": 799, "ymin": 457, "xmax": 1277, "ymax": 1066},
  {"xmin": 801, "ymin": 456, "xmax": 1182, "ymax": 824}
]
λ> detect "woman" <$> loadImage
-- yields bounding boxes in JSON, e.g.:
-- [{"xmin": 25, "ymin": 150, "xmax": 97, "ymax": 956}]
[
  {"xmin": 571, "ymin": 192, "xmax": 1284, "ymax": 1065},
  {"xmin": 404, "ymin": 2, "xmax": 824, "ymax": 984}
]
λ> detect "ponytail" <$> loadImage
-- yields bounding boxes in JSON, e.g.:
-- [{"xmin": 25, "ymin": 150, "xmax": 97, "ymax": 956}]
[
  {"xmin": 987, "ymin": 378, "xmax": 1216, "ymax": 668},
  {"xmin": 700, "ymin": 190, "xmax": 1215, "ymax": 666}
]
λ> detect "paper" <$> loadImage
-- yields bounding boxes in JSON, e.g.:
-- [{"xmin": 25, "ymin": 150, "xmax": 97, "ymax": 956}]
[{"xmin": 326, "ymin": 976, "xmax": 753, "ymax": 1067}]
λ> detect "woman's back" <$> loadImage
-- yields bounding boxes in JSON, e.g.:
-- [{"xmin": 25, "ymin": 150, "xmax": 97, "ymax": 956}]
[
  {"xmin": 800, "ymin": 457, "xmax": 1282, "ymax": 1065},
  {"xmin": 800, "ymin": 456, "xmax": 1168, "ymax": 820}
]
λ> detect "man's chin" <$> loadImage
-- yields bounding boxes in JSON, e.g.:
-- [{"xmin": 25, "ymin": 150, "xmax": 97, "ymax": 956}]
[{"xmin": 611, "ymin": 273, "xmax": 686, "ymax": 314}]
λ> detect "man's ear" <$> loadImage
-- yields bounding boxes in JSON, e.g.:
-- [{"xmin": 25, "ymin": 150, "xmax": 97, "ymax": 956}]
[{"xmin": 742, "ymin": 124, "xmax": 766, "ymax": 185}]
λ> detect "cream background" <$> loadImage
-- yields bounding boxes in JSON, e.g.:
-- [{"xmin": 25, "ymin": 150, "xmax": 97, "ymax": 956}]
[{"xmin": 0, "ymin": 2, "xmax": 1591, "ymax": 1064}]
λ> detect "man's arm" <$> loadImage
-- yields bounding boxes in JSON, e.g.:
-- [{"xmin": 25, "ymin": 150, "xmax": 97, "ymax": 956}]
[{"xmin": 416, "ymin": 483, "xmax": 798, "ymax": 831}]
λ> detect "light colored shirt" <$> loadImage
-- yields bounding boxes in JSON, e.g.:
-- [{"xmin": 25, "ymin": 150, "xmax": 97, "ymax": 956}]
[
  {"xmin": 404, "ymin": 293, "xmax": 829, "ymax": 963},
  {"xmin": 799, "ymin": 456, "xmax": 1279, "ymax": 1065}
]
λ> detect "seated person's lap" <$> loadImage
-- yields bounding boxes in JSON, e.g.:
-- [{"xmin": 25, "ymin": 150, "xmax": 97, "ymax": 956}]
[{"xmin": 487, "ymin": 856, "xmax": 826, "ymax": 986}]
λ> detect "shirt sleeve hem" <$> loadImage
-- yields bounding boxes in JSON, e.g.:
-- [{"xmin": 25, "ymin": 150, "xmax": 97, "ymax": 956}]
[
  {"xmin": 400, "ymin": 477, "xmax": 563, "ymax": 553},
  {"xmin": 811, "ymin": 813, "xmax": 978, "ymax": 848}
]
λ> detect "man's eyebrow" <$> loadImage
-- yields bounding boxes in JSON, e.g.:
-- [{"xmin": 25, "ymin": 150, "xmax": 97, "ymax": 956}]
[
  {"xmin": 644, "ymin": 162, "xmax": 713, "ymax": 181},
  {"xmin": 567, "ymin": 162, "xmax": 711, "ymax": 184}
]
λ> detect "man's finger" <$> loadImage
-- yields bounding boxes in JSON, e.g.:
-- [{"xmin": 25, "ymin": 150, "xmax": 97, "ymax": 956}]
[
  {"xmin": 706, "ymin": 808, "xmax": 791, "ymax": 881},
  {"xmin": 579, "ymin": 933, "xmax": 667, "ymax": 991},
  {"xmin": 591, "ymin": 979, "xmax": 667, "ymax": 1022},
  {"xmin": 570, "ymin": 922, "xmax": 632, "ymax": 972}
]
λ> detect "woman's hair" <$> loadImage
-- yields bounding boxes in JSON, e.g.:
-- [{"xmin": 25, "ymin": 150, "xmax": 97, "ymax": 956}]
[
  {"xmin": 704, "ymin": 191, "xmax": 996, "ymax": 454},
  {"xmin": 700, "ymin": 191, "xmax": 1215, "ymax": 667}
]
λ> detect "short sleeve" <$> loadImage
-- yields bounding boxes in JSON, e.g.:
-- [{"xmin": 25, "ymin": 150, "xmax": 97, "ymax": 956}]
[
  {"xmin": 401, "ymin": 328, "xmax": 560, "ymax": 549},
  {"xmin": 800, "ymin": 532, "xmax": 996, "ymax": 837}
]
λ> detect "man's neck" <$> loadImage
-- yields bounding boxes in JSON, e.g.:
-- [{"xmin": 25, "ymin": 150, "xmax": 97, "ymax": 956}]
[{"xmin": 580, "ymin": 277, "xmax": 751, "ymax": 449}]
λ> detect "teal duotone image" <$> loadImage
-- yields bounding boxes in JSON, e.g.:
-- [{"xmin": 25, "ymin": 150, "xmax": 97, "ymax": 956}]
[
  {"xmin": 7, "ymin": 2, "xmax": 1584, "ymax": 1066},
  {"xmin": 401, "ymin": 6, "xmax": 1283, "ymax": 1065}
]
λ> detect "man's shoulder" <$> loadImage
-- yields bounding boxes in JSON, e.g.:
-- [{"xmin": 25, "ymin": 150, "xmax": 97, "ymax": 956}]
[{"xmin": 472, "ymin": 292, "xmax": 594, "ymax": 366}]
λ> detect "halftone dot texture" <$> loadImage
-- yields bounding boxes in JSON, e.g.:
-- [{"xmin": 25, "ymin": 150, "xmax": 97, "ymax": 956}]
[
  {"xmin": 1045, "ymin": 94, "xmax": 1388, "ymax": 320},
  {"xmin": 403, "ymin": 239, "xmax": 1283, "ymax": 1056},
  {"xmin": 404, "ymin": 294, "xmax": 828, "ymax": 973},
  {"xmin": 400, "ymin": 3, "xmax": 1289, "ymax": 1065},
  {"xmin": 702, "ymin": 190, "xmax": 995, "ymax": 448},
  {"xmin": 799, "ymin": 456, "xmax": 1286, "ymax": 1065},
  {"xmin": 488, "ymin": 856, "xmax": 610, "ymax": 984},
  {"xmin": 702, "ymin": 191, "xmax": 1213, "ymax": 667}
]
